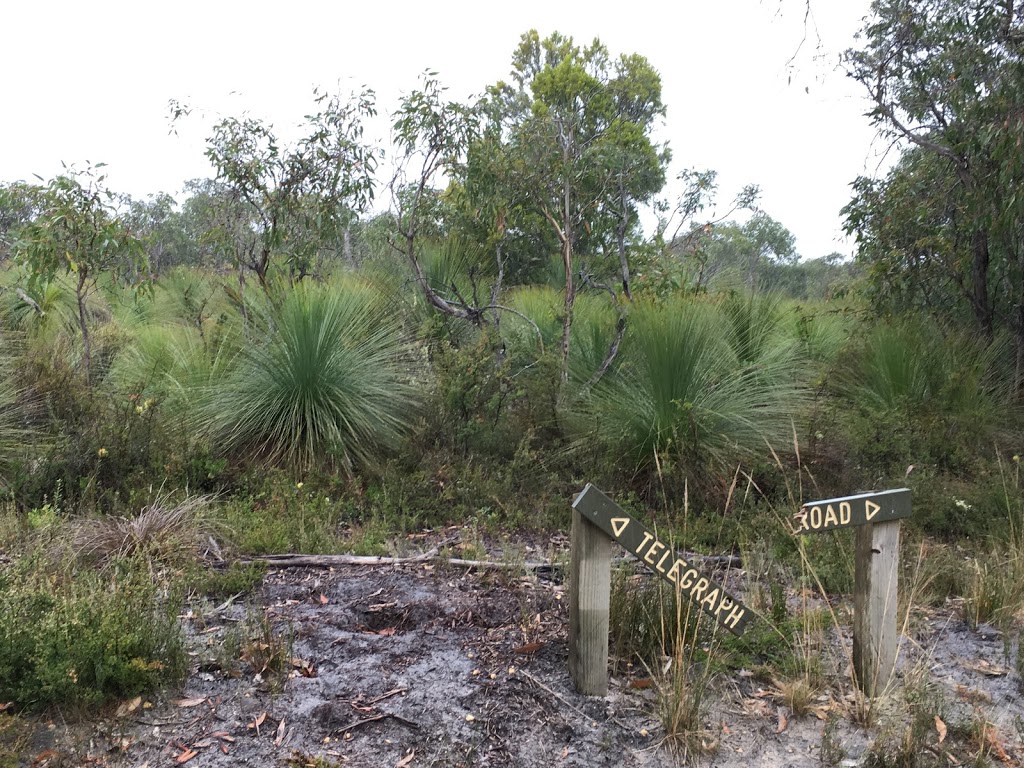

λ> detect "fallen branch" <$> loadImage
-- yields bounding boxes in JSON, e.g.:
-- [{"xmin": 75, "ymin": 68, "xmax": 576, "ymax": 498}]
[
  {"xmin": 236, "ymin": 548, "xmax": 738, "ymax": 572},
  {"xmin": 334, "ymin": 711, "xmax": 420, "ymax": 734},
  {"xmin": 239, "ymin": 552, "xmax": 556, "ymax": 573}
]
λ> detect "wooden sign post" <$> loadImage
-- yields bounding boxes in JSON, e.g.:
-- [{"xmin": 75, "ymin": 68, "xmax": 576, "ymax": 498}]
[
  {"xmin": 795, "ymin": 489, "xmax": 911, "ymax": 697},
  {"xmin": 568, "ymin": 484, "xmax": 750, "ymax": 696}
]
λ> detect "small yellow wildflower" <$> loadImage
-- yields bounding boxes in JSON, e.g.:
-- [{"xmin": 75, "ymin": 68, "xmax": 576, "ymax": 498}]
[
  {"xmin": 296, "ymin": 482, "xmax": 304, "ymax": 490},
  {"xmin": 135, "ymin": 405, "xmax": 144, "ymax": 414},
  {"xmin": 97, "ymin": 447, "xmax": 108, "ymax": 458}
]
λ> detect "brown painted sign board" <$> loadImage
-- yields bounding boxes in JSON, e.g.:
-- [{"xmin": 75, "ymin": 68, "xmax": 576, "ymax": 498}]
[
  {"xmin": 572, "ymin": 484, "xmax": 750, "ymax": 636},
  {"xmin": 795, "ymin": 488, "xmax": 912, "ymax": 535}
]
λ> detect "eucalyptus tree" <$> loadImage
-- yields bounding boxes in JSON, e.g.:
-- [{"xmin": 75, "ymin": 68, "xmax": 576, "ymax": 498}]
[
  {"xmin": 476, "ymin": 31, "xmax": 670, "ymax": 373},
  {"xmin": 389, "ymin": 73, "xmax": 492, "ymax": 323},
  {"xmin": 12, "ymin": 165, "xmax": 146, "ymax": 379},
  {"xmin": 844, "ymin": 0, "xmax": 1024, "ymax": 377},
  {"xmin": 170, "ymin": 88, "xmax": 381, "ymax": 298}
]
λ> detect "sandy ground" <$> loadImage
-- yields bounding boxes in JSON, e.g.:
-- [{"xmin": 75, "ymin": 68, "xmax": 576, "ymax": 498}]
[{"xmin": 18, "ymin": 543, "xmax": 1024, "ymax": 768}]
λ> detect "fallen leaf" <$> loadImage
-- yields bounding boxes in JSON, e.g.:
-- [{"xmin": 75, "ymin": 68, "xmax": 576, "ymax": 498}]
[
  {"xmin": 722, "ymin": 721, "xmax": 731, "ymax": 736},
  {"xmin": 318, "ymin": 594, "xmax": 329, "ymax": 605},
  {"xmin": 274, "ymin": 718, "xmax": 286, "ymax": 746},
  {"xmin": 175, "ymin": 749, "xmax": 198, "ymax": 764},
  {"xmin": 220, "ymin": 744, "xmax": 229, "ymax": 755},
  {"xmin": 248, "ymin": 711, "xmax": 267, "ymax": 733},
  {"xmin": 395, "ymin": 749, "xmax": 415, "ymax": 767},
  {"xmin": 175, "ymin": 697, "xmax": 207, "ymax": 708},
  {"xmin": 982, "ymin": 724, "xmax": 1012, "ymax": 764},
  {"xmin": 115, "ymin": 696, "xmax": 142, "ymax": 718},
  {"xmin": 513, "ymin": 642, "xmax": 545, "ymax": 655},
  {"xmin": 776, "ymin": 709, "xmax": 789, "ymax": 734},
  {"xmin": 0, "ymin": 702, "xmax": 11, "ymax": 713},
  {"xmin": 211, "ymin": 731, "xmax": 235, "ymax": 743},
  {"xmin": 378, "ymin": 627, "xmax": 397, "ymax": 637},
  {"xmin": 465, "ymin": 714, "xmax": 476, "ymax": 722},
  {"xmin": 627, "ymin": 678, "xmax": 653, "ymax": 689},
  {"xmin": 192, "ymin": 738, "xmax": 213, "ymax": 748},
  {"xmin": 935, "ymin": 716, "xmax": 947, "ymax": 744}
]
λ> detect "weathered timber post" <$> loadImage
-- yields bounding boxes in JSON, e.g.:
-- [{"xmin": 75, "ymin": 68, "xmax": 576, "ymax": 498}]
[
  {"xmin": 567, "ymin": 505, "xmax": 611, "ymax": 696},
  {"xmin": 568, "ymin": 484, "xmax": 750, "ymax": 696},
  {"xmin": 853, "ymin": 520, "xmax": 900, "ymax": 697},
  {"xmin": 794, "ymin": 488, "xmax": 910, "ymax": 697}
]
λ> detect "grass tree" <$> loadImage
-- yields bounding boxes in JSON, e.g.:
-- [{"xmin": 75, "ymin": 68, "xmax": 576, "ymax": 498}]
[
  {"xmin": 196, "ymin": 280, "xmax": 417, "ymax": 475},
  {"xmin": 576, "ymin": 299, "xmax": 806, "ymax": 495}
]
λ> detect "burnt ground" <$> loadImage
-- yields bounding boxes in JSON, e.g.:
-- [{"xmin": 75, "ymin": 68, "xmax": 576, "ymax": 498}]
[{"xmin": 16, "ymin": 541, "xmax": 1024, "ymax": 768}]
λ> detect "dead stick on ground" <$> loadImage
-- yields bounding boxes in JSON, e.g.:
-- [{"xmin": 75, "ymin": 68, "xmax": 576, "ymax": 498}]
[
  {"xmin": 367, "ymin": 688, "xmax": 407, "ymax": 706},
  {"xmin": 518, "ymin": 670, "xmax": 636, "ymax": 732},
  {"xmin": 335, "ymin": 712, "xmax": 420, "ymax": 734},
  {"xmin": 240, "ymin": 553, "xmax": 554, "ymax": 571},
  {"xmin": 518, "ymin": 670, "xmax": 598, "ymax": 726},
  {"xmin": 238, "ymin": 551, "xmax": 738, "ymax": 572}
]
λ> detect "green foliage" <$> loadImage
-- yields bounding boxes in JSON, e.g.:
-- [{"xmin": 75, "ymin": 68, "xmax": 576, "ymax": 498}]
[
  {"xmin": 173, "ymin": 88, "xmax": 380, "ymax": 287},
  {"xmin": 835, "ymin": 317, "xmax": 1012, "ymax": 475},
  {"xmin": 11, "ymin": 166, "xmax": 147, "ymax": 380},
  {"xmin": 186, "ymin": 561, "xmax": 266, "ymax": 598},
  {"xmin": 845, "ymin": 0, "xmax": 1024, "ymax": 347},
  {"xmin": 196, "ymin": 281, "xmax": 416, "ymax": 474},
  {"xmin": 0, "ymin": 555, "xmax": 185, "ymax": 709},
  {"xmin": 575, "ymin": 299, "xmax": 806, "ymax": 497},
  {"xmin": 217, "ymin": 475, "xmax": 356, "ymax": 555}
]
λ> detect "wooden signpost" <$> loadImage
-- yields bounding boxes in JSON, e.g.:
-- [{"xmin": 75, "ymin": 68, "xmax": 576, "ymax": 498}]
[
  {"xmin": 795, "ymin": 488, "xmax": 911, "ymax": 697},
  {"xmin": 568, "ymin": 484, "xmax": 749, "ymax": 696}
]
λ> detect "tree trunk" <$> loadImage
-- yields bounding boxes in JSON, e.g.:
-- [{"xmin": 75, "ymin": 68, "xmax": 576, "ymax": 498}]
[
  {"xmin": 343, "ymin": 226, "xmax": 356, "ymax": 267},
  {"xmin": 617, "ymin": 181, "xmax": 632, "ymax": 302},
  {"xmin": 561, "ymin": 237, "xmax": 575, "ymax": 381},
  {"xmin": 76, "ymin": 270, "xmax": 92, "ymax": 382},
  {"xmin": 971, "ymin": 229, "xmax": 993, "ymax": 339}
]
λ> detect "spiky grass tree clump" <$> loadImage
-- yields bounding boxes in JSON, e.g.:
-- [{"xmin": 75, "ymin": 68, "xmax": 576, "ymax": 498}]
[
  {"xmin": 574, "ymin": 299, "xmax": 806, "ymax": 497},
  {"xmin": 506, "ymin": 285, "xmax": 561, "ymax": 353},
  {"xmin": 836, "ymin": 317, "xmax": 1012, "ymax": 475},
  {"xmin": 720, "ymin": 293, "xmax": 802, "ymax": 384},
  {"xmin": 197, "ymin": 281, "xmax": 417, "ymax": 475}
]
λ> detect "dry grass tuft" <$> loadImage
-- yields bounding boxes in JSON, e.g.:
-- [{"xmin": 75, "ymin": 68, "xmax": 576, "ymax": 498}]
[{"xmin": 68, "ymin": 494, "xmax": 214, "ymax": 567}]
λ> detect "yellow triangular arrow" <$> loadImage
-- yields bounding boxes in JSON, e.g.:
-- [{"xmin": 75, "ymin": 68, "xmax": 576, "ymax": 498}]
[
  {"xmin": 610, "ymin": 517, "xmax": 630, "ymax": 537},
  {"xmin": 865, "ymin": 500, "xmax": 881, "ymax": 521}
]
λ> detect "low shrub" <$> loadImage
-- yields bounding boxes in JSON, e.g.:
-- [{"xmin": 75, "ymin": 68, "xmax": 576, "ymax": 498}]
[{"xmin": 0, "ymin": 555, "xmax": 185, "ymax": 710}]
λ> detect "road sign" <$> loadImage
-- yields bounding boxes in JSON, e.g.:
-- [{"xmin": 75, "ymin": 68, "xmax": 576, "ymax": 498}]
[
  {"xmin": 573, "ymin": 484, "xmax": 750, "ymax": 636},
  {"xmin": 794, "ymin": 488, "xmax": 912, "ymax": 534}
]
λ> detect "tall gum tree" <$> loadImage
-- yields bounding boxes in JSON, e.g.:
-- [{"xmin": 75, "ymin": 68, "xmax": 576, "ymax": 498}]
[
  {"xmin": 844, "ymin": 0, "xmax": 1024, "ymax": 382},
  {"xmin": 170, "ymin": 88, "xmax": 380, "ymax": 300},
  {"xmin": 480, "ymin": 31, "xmax": 670, "ymax": 375}
]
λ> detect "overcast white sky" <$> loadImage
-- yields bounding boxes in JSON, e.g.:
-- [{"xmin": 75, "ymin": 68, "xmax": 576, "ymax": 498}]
[{"xmin": 4, "ymin": 0, "xmax": 885, "ymax": 259}]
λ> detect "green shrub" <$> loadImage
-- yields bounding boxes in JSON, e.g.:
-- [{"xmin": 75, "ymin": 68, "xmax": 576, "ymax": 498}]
[{"xmin": 0, "ymin": 556, "xmax": 185, "ymax": 709}]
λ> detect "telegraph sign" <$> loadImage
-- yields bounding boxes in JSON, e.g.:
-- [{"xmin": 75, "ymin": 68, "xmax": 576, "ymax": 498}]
[
  {"xmin": 794, "ymin": 488, "xmax": 912, "ymax": 534},
  {"xmin": 573, "ymin": 484, "xmax": 750, "ymax": 636}
]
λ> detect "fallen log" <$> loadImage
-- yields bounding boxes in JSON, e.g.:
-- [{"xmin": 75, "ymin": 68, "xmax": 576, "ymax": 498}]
[{"xmin": 235, "ymin": 549, "xmax": 740, "ymax": 573}]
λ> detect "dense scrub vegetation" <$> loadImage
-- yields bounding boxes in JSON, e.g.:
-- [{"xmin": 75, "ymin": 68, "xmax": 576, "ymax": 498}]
[{"xmin": 0, "ymin": 7, "xmax": 1022, "ymax": 736}]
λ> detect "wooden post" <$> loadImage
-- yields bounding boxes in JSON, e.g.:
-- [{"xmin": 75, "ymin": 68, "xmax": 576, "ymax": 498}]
[
  {"xmin": 568, "ymin": 507, "xmax": 611, "ymax": 696},
  {"xmin": 853, "ymin": 520, "xmax": 900, "ymax": 697}
]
